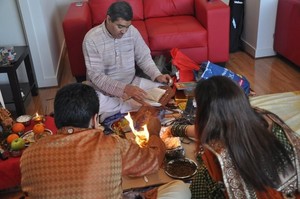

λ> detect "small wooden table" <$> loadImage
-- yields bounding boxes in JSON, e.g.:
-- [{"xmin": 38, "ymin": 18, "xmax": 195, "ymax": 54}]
[{"xmin": 0, "ymin": 46, "xmax": 38, "ymax": 116}]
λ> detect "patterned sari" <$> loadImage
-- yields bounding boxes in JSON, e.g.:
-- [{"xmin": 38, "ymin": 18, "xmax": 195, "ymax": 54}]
[{"xmin": 190, "ymin": 108, "xmax": 300, "ymax": 199}]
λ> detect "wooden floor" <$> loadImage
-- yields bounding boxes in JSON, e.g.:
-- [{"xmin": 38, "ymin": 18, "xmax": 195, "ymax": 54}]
[
  {"xmin": 1, "ymin": 50, "xmax": 300, "ymax": 198},
  {"xmin": 226, "ymin": 51, "xmax": 300, "ymax": 95}
]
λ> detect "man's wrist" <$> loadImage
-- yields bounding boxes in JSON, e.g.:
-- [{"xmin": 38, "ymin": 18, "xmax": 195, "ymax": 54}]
[{"xmin": 122, "ymin": 92, "xmax": 130, "ymax": 100}]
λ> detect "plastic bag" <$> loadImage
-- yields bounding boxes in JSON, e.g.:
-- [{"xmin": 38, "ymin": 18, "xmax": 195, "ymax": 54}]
[{"xmin": 199, "ymin": 61, "xmax": 250, "ymax": 95}]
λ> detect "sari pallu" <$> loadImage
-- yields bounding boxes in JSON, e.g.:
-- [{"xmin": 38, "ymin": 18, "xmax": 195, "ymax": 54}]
[{"xmin": 191, "ymin": 109, "xmax": 300, "ymax": 199}]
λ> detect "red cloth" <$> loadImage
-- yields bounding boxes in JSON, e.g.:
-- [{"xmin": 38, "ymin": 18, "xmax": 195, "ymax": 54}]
[
  {"xmin": 0, "ymin": 116, "xmax": 57, "ymax": 190},
  {"xmin": 171, "ymin": 48, "xmax": 200, "ymax": 82}
]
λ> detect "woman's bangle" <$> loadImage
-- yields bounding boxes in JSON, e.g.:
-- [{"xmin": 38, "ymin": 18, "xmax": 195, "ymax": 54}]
[{"xmin": 171, "ymin": 124, "xmax": 188, "ymax": 137}]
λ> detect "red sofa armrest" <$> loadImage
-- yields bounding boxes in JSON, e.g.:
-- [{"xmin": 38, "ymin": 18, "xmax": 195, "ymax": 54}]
[
  {"xmin": 63, "ymin": 2, "xmax": 92, "ymax": 80},
  {"xmin": 274, "ymin": 0, "xmax": 300, "ymax": 67},
  {"xmin": 195, "ymin": 0, "xmax": 230, "ymax": 63}
]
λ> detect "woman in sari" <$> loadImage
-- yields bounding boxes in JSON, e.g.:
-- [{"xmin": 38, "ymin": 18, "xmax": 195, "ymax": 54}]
[{"xmin": 170, "ymin": 76, "xmax": 300, "ymax": 198}]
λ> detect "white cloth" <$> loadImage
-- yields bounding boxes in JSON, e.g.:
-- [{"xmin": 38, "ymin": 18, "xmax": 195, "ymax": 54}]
[
  {"xmin": 157, "ymin": 180, "xmax": 191, "ymax": 199},
  {"xmin": 250, "ymin": 91, "xmax": 300, "ymax": 135},
  {"xmin": 98, "ymin": 77, "xmax": 162, "ymax": 122}
]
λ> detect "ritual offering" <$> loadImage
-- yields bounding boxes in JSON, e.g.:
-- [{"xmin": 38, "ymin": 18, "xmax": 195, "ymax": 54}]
[
  {"xmin": 160, "ymin": 129, "xmax": 181, "ymax": 149},
  {"xmin": 165, "ymin": 158, "xmax": 198, "ymax": 179},
  {"xmin": 124, "ymin": 111, "xmax": 162, "ymax": 148},
  {"xmin": 6, "ymin": 133, "xmax": 19, "ymax": 144},
  {"xmin": 10, "ymin": 137, "xmax": 25, "ymax": 151},
  {"xmin": 111, "ymin": 118, "xmax": 130, "ymax": 137},
  {"xmin": 0, "ymin": 107, "xmax": 14, "ymax": 132},
  {"xmin": 21, "ymin": 131, "xmax": 36, "ymax": 147},
  {"xmin": 160, "ymin": 127, "xmax": 184, "ymax": 159},
  {"xmin": 33, "ymin": 123, "xmax": 45, "ymax": 134},
  {"xmin": 16, "ymin": 115, "xmax": 32, "ymax": 126},
  {"xmin": 9, "ymin": 137, "xmax": 26, "ymax": 157},
  {"xmin": 125, "ymin": 113, "xmax": 149, "ymax": 148},
  {"xmin": 21, "ymin": 128, "xmax": 52, "ymax": 147},
  {"xmin": 32, "ymin": 113, "xmax": 45, "ymax": 123},
  {"xmin": 11, "ymin": 123, "xmax": 25, "ymax": 134}
]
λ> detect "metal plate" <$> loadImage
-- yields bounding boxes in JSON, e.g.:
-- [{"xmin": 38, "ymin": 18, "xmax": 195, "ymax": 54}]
[
  {"xmin": 165, "ymin": 158, "xmax": 198, "ymax": 179},
  {"xmin": 21, "ymin": 129, "xmax": 53, "ymax": 146}
]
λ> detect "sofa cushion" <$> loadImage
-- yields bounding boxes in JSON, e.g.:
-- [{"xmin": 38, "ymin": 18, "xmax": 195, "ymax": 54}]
[
  {"xmin": 131, "ymin": 20, "xmax": 149, "ymax": 46},
  {"xmin": 89, "ymin": 0, "xmax": 144, "ymax": 26},
  {"xmin": 143, "ymin": 0, "xmax": 194, "ymax": 19},
  {"xmin": 145, "ymin": 16, "xmax": 207, "ymax": 51}
]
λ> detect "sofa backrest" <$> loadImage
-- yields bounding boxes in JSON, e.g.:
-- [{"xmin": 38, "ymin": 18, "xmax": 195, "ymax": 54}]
[
  {"xmin": 143, "ymin": 0, "xmax": 194, "ymax": 19},
  {"xmin": 89, "ymin": 0, "xmax": 144, "ymax": 26}
]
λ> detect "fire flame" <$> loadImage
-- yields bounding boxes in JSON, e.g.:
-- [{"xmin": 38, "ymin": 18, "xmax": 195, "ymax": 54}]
[
  {"xmin": 33, "ymin": 112, "xmax": 44, "ymax": 123},
  {"xmin": 125, "ymin": 113, "xmax": 149, "ymax": 148},
  {"xmin": 33, "ymin": 112, "xmax": 41, "ymax": 120}
]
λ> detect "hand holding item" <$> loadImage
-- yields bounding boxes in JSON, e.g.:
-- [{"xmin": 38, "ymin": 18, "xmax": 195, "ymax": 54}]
[
  {"xmin": 147, "ymin": 116, "xmax": 161, "ymax": 136},
  {"xmin": 155, "ymin": 74, "xmax": 172, "ymax": 84},
  {"xmin": 124, "ymin": 84, "xmax": 147, "ymax": 102}
]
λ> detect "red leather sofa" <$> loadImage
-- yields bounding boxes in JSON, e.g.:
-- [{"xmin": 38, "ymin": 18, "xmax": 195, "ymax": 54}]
[
  {"xmin": 63, "ymin": 0, "xmax": 230, "ymax": 81},
  {"xmin": 274, "ymin": 0, "xmax": 300, "ymax": 67}
]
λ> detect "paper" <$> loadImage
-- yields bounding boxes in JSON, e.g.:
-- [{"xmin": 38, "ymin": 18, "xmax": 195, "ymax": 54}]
[{"xmin": 145, "ymin": 87, "xmax": 166, "ymax": 102}]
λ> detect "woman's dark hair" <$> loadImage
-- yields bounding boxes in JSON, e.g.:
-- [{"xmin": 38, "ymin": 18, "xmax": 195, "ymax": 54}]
[
  {"xmin": 194, "ymin": 76, "xmax": 293, "ymax": 190},
  {"xmin": 107, "ymin": 1, "xmax": 133, "ymax": 22},
  {"xmin": 54, "ymin": 83, "xmax": 99, "ymax": 129}
]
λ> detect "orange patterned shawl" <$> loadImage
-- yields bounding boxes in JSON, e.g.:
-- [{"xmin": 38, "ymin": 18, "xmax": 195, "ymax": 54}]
[{"xmin": 20, "ymin": 128, "xmax": 166, "ymax": 198}]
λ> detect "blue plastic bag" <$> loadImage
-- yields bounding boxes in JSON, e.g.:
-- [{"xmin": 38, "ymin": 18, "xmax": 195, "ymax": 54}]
[{"xmin": 197, "ymin": 61, "xmax": 250, "ymax": 95}]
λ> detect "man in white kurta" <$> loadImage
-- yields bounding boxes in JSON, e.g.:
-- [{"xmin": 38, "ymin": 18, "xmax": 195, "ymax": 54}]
[{"xmin": 83, "ymin": 2, "xmax": 171, "ymax": 121}]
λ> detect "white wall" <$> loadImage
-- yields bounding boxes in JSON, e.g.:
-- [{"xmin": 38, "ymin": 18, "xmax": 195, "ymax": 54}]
[
  {"xmin": 0, "ymin": 0, "xmax": 74, "ymax": 88},
  {"xmin": 242, "ymin": 0, "xmax": 278, "ymax": 58},
  {"xmin": 17, "ymin": 0, "xmax": 73, "ymax": 87},
  {"xmin": 0, "ymin": 0, "xmax": 27, "ymax": 84},
  {"xmin": 0, "ymin": 1, "xmax": 26, "ymax": 45}
]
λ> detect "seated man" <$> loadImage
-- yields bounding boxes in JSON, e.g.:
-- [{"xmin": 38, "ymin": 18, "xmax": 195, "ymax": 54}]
[
  {"xmin": 82, "ymin": 1, "xmax": 171, "ymax": 122},
  {"xmin": 20, "ymin": 83, "xmax": 190, "ymax": 198}
]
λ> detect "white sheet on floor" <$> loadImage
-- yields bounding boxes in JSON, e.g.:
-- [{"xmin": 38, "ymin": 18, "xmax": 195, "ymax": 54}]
[{"xmin": 250, "ymin": 91, "xmax": 300, "ymax": 135}]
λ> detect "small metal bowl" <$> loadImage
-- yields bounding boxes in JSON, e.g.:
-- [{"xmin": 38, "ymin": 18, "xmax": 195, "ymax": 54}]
[
  {"xmin": 16, "ymin": 115, "xmax": 32, "ymax": 126},
  {"xmin": 32, "ymin": 114, "xmax": 45, "ymax": 123}
]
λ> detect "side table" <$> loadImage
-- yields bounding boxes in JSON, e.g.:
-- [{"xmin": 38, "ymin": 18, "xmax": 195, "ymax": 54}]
[{"xmin": 0, "ymin": 46, "xmax": 38, "ymax": 116}]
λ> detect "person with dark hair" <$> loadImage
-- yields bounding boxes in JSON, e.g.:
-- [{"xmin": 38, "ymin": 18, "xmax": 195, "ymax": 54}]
[
  {"xmin": 83, "ymin": 1, "xmax": 172, "ymax": 122},
  {"xmin": 53, "ymin": 83, "xmax": 100, "ymax": 129},
  {"xmin": 168, "ymin": 76, "xmax": 300, "ymax": 198},
  {"xmin": 20, "ymin": 83, "xmax": 190, "ymax": 198}
]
